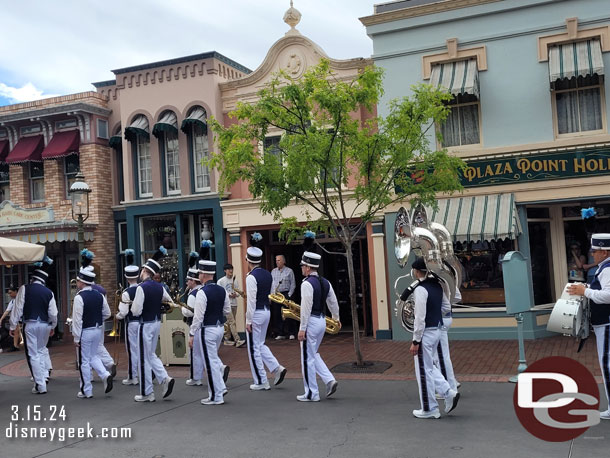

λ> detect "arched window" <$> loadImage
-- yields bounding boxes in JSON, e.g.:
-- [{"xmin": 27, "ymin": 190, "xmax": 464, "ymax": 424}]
[
  {"xmin": 154, "ymin": 111, "xmax": 180, "ymax": 195},
  {"xmin": 125, "ymin": 115, "xmax": 151, "ymax": 198},
  {"xmin": 182, "ymin": 107, "xmax": 209, "ymax": 192}
]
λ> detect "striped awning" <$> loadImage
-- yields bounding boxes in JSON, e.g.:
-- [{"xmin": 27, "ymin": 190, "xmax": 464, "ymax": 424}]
[
  {"xmin": 8, "ymin": 231, "xmax": 94, "ymax": 244},
  {"xmin": 124, "ymin": 115, "xmax": 149, "ymax": 142},
  {"xmin": 181, "ymin": 107, "xmax": 207, "ymax": 133},
  {"xmin": 430, "ymin": 59, "xmax": 479, "ymax": 98},
  {"xmin": 425, "ymin": 194, "xmax": 521, "ymax": 243},
  {"xmin": 548, "ymin": 39, "xmax": 604, "ymax": 82},
  {"xmin": 152, "ymin": 111, "xmax": 178, "ymax": 138}
]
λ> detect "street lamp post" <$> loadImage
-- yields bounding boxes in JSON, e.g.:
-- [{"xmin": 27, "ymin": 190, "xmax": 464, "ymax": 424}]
[{"xmin": 68, "ymin": 172, "xmax": 91, "ymax": 268}]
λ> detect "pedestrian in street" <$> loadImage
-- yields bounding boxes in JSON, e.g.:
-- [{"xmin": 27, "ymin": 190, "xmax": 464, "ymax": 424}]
[
  {"xmin": 297, "ymin": 250, "xmax": 341, "ymax": 402},
  {"xmin": 218, "ymin": 263, "xmax": 245, "ymax": 347},
  {"xmin": 115, "ymin": 248, "xmax": 140, "ymax": 386},
  {"xmin": 71, "ymin": 268, "xmax": 113, "ymax": 399},
  {"xmin": 245, "ymin": 233, "xmax": 287, "ymax": 391},
  {"xmin": 130, "ymin": 246, "xmax": 175, "ymax": 402},
  {"xmin": 271, "ymin": 254, "xmax": 296, "ymax": 340},
  {"xmin": 9, "ymin": 257, "xmax": 57, "ymax": 394},
  {"xmin": 0, "ymin": 284, "xmax": 20, "ymax": 352},
  {"xmin": 189, "ymin": 259, "xmax": 231, "ymax": 405},
  {"xmin": 567, "ymin": 233, "xmax": 610, "ymax": 420},
  {"xmin": 183, "ymin": 251, "xmax": 203, "ymax": 386},
  {"xmin": 406, "ymin": 257, "xmax": 459, "ymax": 419}
]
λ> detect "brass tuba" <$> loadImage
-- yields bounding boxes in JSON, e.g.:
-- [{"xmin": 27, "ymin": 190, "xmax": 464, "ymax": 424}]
[{"xmin": 269, "ymin": 292, "xmax": 340, "ymax": 335}]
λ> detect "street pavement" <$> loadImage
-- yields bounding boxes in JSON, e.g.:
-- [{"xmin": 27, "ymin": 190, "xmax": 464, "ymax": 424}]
[{"xmin": 0, "ymin": 336, "xmax": 608, "ymax": 458}]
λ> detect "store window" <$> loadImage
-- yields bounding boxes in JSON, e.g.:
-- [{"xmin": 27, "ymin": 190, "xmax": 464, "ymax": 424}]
[
  {"xmin": 2, "ymin": 266, "xmax": 19, "ymax": 311},
  {"xmin": 29, "ymin": 162, "xmax": 44, "ymax": 203},
  {"xmin": 454, "ymin": 238, "xmax": 515, "ymax": 305},
  {"xmin": 0, "ymin": 163, "xmax": 9, "ymax": 202},
  {"xmin": 64, "ymin": 154, "xmax": 80, "ymax": 197}
]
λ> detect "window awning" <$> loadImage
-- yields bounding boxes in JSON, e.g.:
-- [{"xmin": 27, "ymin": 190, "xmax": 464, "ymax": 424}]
[
  {"xmin": 181, "ymin": 107, "xmax": 207, "ymax": 133},
  {"xmin": 108, "ymin": 135, "xmax": 122, "ymax": 149},
  {"xmin": 548, "ymin": 39, "xmax": 604, "ymax": 82},
  {"xmin": 5, "ymin": 135, "xmax": 44, "ymax": 164},
  {"xmin": 41, "ymin": 130, "xmax": 80, "ymax": 159},
  {"xmin": 0, "ymin": 140, "xmax": 9, "ymax": 162},
  {"xmin": 153, "ymin": 111, "xmax": 178, "ymax": 138},
  {"xmin": 425, "ymin": 193, "xmax": 521, "ymax": 243},
  {"xmin": 430, "ymin": 59, "xmax": 479, "ymax": 98},
  {"xmin": 124, "ymin": 115, "xmax": 150, "ymax": 142}
]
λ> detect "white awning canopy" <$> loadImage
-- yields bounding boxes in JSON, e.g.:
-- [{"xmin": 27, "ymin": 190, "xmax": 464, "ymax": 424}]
[
  {"xmin": 0, "ymin": 236, "xmax": 45, "ymax": 265},
  {"xmin": 430, "ymin": 59, "xmax": 479, "ymax": 98},
  {"xmin": 425, "ymin": 194, "xmax": 521, "ymax": 243},
  {"xmin": 548, "ymin": 39, "xmax": 604, "ymax": 82}
]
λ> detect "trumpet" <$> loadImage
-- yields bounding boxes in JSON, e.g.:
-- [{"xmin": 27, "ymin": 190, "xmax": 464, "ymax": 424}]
[{"xmin": 269, "ymin": 292, "xmax": 340, "ymax": 335}]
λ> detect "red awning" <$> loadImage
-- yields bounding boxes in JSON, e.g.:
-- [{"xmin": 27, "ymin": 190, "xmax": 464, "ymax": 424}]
[
  {"xmin": 41, "ymin": 130, "xmax": 80, "ymax": 159},
  {"xmin": 5, "ymin": 136, "xmax": 44, "ymax": 164},
  {"xmin": 0, "ymin": 140, "xmax": 9, "ymax": 162}
]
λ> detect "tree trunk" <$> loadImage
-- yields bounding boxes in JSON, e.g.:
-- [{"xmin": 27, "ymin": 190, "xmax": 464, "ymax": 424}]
[{"xmin": 345, "ymin": 241, "xmax": 364, "ymax": 366}]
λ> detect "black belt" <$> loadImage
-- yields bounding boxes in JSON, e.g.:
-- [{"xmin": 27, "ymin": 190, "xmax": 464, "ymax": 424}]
[{"xmin": 311, "ymin": 313, "xmax": 325, "ymax": 318}]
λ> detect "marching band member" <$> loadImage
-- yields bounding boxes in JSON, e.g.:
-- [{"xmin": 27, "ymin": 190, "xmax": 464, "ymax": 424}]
[
  {"xmin": 10, "ymin": 257, "xmax": 57, "ymax": 394},
  {"xmin": 116, "ymin": 249, "xmax": 140, "ymax": 385},
  {"xmin": 297, "ymin": 250, "xmax": 341, "ymax": 402},
  {"xmin": 189, "ymin": 259, "xmax": 231, "ymax": 405},
  {"xmin": 71, "ymin": 268, "xmax": 113, "ymax": 398},
  {"xmin": 130, "ymin": 246, "xmax": 175, "ymax": 402},
  {"xmin": 434, "ymin": 289, "xmax": 460, "ymax": 398},
  {"xmin": 245, "ymin": 233, "xmax": 287, "ymax": 391},
  {"xmin": 184, "ymin": 251, "xmax": 203, "ymax": 386},
  {"xmin": 567, "ymin": 233, "xmax": 610, "ymax": 420},
  {"xmin": 407, "ymin": 257, "xmax": 459, "ymax": 419},
  {"xmin": 81, "ymin": 249, "xmax": 116, "ymax": 378}
]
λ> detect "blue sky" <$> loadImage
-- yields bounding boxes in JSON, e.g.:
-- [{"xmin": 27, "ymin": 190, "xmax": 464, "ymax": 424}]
[{"xmin": 0, "ymin": 0, "xmax": 375, "ymax": 107}]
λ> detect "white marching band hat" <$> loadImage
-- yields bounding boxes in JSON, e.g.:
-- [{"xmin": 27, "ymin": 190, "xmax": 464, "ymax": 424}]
[
  {"xmin": 77, "ymin": 267, "xmax": 96, "ymax": 285},
  {"xmin": 301, "ymin": 251, "xmax": 321, "ymax": 268},
  {"xmin": 124, "ymin": 265, "xmax": 140, "ymax": 279},
  {"xmin": 198, "ymin": 260, "xmax": 216, "ymax": 274},
  {"xmin": 31, "ymin": 269, "xmax": 49, "ymax": 284},
  {"xmin": 591, "ymin": 233, "xmax": 610, "ymax": 250},
  {"xmin": 187, "ymin": 267, "xmax": 201, "ymax": 281},
  {"xmin": 246, "ymin": 247, "xmax": 263, "ymax": 264}
]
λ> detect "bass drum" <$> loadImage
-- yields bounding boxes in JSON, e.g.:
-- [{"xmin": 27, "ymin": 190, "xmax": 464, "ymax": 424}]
[{"xmin": 547, "ymin": 283, "xmax": 590, "ymax": 339}]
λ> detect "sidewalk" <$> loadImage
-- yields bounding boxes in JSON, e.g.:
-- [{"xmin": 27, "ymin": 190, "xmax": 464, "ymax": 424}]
[{"xmin": 1, "ymin": 332, "xmax": 601, "ymax": 382}]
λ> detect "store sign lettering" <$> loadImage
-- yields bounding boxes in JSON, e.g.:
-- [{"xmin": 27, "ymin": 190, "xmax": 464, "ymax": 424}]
[
  {"xmin": 461, "ymin": 150, "xmax": 610, "ymax": 187},
  {"xmin": 0, "ymin": 201, "xmax": 53, "ymax": 226}
]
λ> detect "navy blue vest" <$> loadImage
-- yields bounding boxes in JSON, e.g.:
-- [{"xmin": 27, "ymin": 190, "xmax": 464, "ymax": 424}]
[
  {"xmin": 139, "ymin": 279, "xmax": 164, "ymax": 322},
  {"xmin": 306, "ymin": 275, "xmax": 329, "ymax": 316},
  {"xmin": 590, "ymin": 261, "xmax": 610, "ymax": 326},
  {"xmin": 79, "ymin": 289, "xmax": 103, "ymax": 328},
  {"xmin": 202, "ymin": 282, "xmax": 227, "ymax": 326},
  {"xmin": 249, "ymin": 267, "xmax": 272, "ymax": 310},
  {"xmin": 23, "ymin": 283, "xmax": 53, "ymax": 322},
  {"xmin": 91, "ymin": 283, "xmax": 107, "ymax": 297},
  {"xmin": 419, "ymin": 279, "xmax": 444, "ymax": 328},
  {"xmin": 125, "ymin": 284, "xmax": 138, "ymax": 320}
]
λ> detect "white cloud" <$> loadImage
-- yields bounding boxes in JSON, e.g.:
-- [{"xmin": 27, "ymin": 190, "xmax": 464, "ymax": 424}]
[
  {"xmin": 0, "ymin": 82, "xmax": 58, "ymax": 103},
  {"xmin": 0, "ymin": 0, "xmax": 374, "ymax": 98}
]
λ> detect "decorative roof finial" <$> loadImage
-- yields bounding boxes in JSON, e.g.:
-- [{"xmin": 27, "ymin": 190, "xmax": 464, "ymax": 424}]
[{"xmin": 283, "ymin": 0, "xmax": 302, "ymax": 33}]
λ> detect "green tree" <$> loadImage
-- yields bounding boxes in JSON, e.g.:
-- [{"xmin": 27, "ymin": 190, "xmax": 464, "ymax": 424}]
[{"xmin": 209, "ymin": 59, "xmax": 464, "ymax": 366}]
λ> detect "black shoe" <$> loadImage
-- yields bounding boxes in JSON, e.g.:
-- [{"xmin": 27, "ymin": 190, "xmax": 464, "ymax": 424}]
[
  {"xmin": 7, "ymin": 346, "xmax": 18, "ymax": 352},
  {"xmin": 223, "ymin": 365, "xmax": 230, "ymax": 383},
  {"xmin": 104, "ymin": 375, "xmax": 114, "ymax": 394},
  {"xmin": 110, "ymin": 364, "xmax": 117, "ymax": 378}
]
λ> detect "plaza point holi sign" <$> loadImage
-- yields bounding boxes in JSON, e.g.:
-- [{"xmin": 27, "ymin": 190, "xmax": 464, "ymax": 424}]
[{"xmin": 461, "ymin": 149, "xmax": 610, "ymax": 187}]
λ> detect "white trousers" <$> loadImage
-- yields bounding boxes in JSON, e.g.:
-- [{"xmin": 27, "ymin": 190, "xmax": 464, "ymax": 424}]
[
  {"xmin": 199, "ymin": 325, "xmax": 226, "ymax": 401},
  {"xmin": 433, "ymin": 316, "xmax": 458, "ymax": 393},
  {"xmin": 97, "ymin": 336, "xmax": 114, "ymax": 370},
  {"xmin": 301, "ymin": 316, "xmax": 334, "ymax": 400},
  {"xmin": 138, "ymin": 321, "xmax": 169, "ymax": 397},
  {"xmin": 414, "ymin": 328, "xmax": 451, "ymax": 412},
  {"xmin": 594, "ymin": 324, "xmax": 610, "ymax": 409},
  {"xmin": 22, "ymin": 321, "xmax": 51, "ymax": 392},
  {"xmin": 42, "ymin": 346, "xmax": 52, "ymax": 375},
  {"xmin": 78, "ymin": 327, "xmax": 109, "ymax": 396},
  {"xmin": 246, "ymin": 309, "xmax": 280, "ymax": 385},
  {"xmin": 125, "ymin": 320, "xmax": 140, "ymax": 380}
]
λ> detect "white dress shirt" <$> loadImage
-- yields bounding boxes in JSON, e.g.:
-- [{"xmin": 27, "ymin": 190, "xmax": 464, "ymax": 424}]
[
  {"xmin": 130, "ymin": 281, "xmax": 173, "ymax": 318},
  {"xmin": 183, "ymin": 285, "xmax": 201, "ymax": 318},
  {"xmin": 116, "ymin": 281, "xmax": 139, "ymax": 320},
  {"xmin": 10, "ymin": 281, "xmax": 58, "ymax": 331},
  {"xmin": 245, "ymin": 271, "xmax": 260, "ymax": 326},
  {"xmin": 585, "ymin": 257, "xmax": 610, "ymax": 305},
  {"xmin": 299, "ymin": 273, "xmax": 340, "ymax": 332},
  {"xmin": 412, "ymin": 283, "xmax": 451, "ymax": 343},
  {"xmin": 189, "ymin": 284, "xmax": 231, "ymax": 336},
  {"xmin": 71, "ymin": 286, "xmax": 111, "ymax": 343}
]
